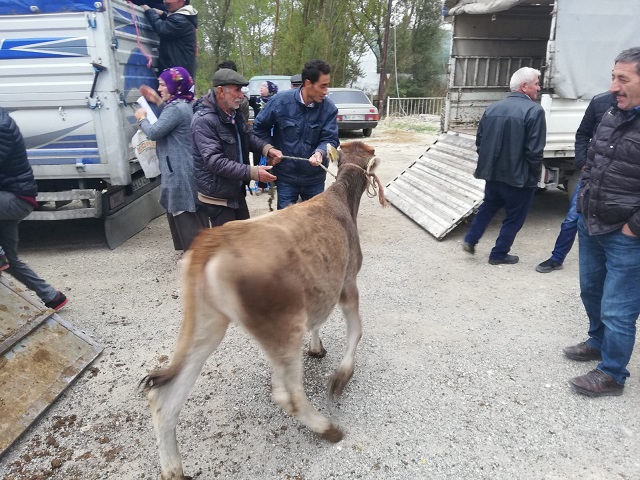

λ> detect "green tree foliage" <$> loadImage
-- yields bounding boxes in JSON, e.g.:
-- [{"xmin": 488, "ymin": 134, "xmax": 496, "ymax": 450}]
[{"xmin": 191, "ymin": 0, "xmax": 445, "ymax": 97}]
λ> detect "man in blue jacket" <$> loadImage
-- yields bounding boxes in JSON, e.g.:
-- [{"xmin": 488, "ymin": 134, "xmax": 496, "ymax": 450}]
[
  {"xmin": 535, "ymin": 91, "xmax": 616, "ymax": 273},
  {"xmin": 462, "ymin": 67, "xmax": 547, "ymax": 265},
  {"xmin": 253, "ymin": 59, "xmax": 339, "ymax": 210}
]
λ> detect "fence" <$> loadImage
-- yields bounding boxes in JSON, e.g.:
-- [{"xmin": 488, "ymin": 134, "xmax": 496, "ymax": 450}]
[{"xmin": 385, "ymin": 97, "xmax": 445, "ymax": 117}]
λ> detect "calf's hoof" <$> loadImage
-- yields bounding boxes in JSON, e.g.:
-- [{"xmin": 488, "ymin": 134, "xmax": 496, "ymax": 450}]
[
  {"xmin": 308, "ymin": 346, "xmax": 327, "ymax": 358},
  {"xmin": 318, "ymin": 424, "xmax": 344, "ymax": 443},
  {"xmin": 328, "ymin": 369, "xmax": 353, "ymax": 397}
]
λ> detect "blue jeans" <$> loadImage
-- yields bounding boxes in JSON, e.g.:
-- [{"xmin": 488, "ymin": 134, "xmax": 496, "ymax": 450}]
[
  {"xmin": 0, "ymin": 191, "xmax": 58, "ymax": 303},
  {"xmin": 550, "ymin": 179, "xmax": 580, "ymax": 263},
  {"xmin": 276, "ymin": 180, "xmax": 324, "ymax": 210},
  {"xmin": 464, "ymin": 181, "xmax": 536, "ymax": 259},
  {"xmin": 578, "ymin": 216, "xmax": 640, "ymax": 384}
]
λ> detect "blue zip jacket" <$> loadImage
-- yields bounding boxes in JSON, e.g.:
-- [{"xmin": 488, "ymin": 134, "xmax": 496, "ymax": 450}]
[{"xmin": 253, "ymin": 87, "xmax": 339, "ymax": 186}]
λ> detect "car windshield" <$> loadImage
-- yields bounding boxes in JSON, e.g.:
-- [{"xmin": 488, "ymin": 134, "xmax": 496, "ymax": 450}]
[{"xmin": 328, "ymin": 90, "xmax": 372, "ymax": 104}]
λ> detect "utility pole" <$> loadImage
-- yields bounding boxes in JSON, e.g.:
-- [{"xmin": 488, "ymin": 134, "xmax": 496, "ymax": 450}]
[{"xmin": 377, "ymin": 0, "xmax": 393, "ymax": 116}]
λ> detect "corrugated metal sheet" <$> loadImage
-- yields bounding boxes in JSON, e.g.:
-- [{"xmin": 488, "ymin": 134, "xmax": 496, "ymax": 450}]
[{"xmin": 385, "ymin": 132, "xmax": 485, "ymax": 240}]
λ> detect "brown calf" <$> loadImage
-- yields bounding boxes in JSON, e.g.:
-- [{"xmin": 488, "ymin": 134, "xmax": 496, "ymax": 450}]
[{"xmin": 141, "ymin": 141, "xmax": 386, "ymax": 479}]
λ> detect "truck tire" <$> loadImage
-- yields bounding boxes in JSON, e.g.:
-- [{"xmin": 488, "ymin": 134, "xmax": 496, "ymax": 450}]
[{"xmin": 363, "ymin": 128, "xmax": 372, "ymax": 137}]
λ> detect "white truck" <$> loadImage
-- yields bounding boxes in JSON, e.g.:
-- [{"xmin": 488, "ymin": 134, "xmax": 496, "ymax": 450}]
[
  {"xmin": 386, "ymin": 0, "xmax": 640, "ymax": 239},
  {"xmin": 0, "ymin": 0, "xmax": 164, "ymax": 248}
]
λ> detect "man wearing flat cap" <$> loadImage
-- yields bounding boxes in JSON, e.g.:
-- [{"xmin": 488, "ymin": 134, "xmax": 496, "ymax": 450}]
[
  {"xmin": 191, "ymin": 68, "xmax": 283, "ymax": 226},
  {"xmin": 290, "ymin": 74, "xmax": 303, "ymax": 89}
]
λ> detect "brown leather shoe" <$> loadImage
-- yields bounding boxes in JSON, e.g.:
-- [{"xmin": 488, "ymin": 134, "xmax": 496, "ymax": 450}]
[
  {"xmin": 563, "ymin": 341, "xmax": 602, "ymax": 361},
  {"xmin": 569, "ymin": 369, "xmax": 624, "ymax": 397}
]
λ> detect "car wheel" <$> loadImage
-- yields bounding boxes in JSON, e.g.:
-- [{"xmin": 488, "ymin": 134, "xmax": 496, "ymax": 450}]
[{"xmin": 363, "ymin": 128, "xmax": 372, "ymax": 137}]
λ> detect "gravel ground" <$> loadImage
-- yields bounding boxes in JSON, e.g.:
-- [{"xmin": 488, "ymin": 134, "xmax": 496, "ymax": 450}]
[{"xmin": 1, "ymin": 120, "xmax": 639, "ymax": 480}]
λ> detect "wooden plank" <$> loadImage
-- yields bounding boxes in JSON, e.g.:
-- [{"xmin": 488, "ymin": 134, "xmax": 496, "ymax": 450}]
[{"xmin": 0, "ymin": 276, "xmax": 103, "ymax": 456}]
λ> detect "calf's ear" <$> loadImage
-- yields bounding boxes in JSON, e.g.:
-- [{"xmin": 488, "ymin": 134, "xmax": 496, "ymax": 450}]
[
  {"xmin": 366, "ymin": 156, "xmax": 381, "ymax": 172},
  {"xmin": 327, "ymin": 143, "xmax": 339, "ymax": 163}
]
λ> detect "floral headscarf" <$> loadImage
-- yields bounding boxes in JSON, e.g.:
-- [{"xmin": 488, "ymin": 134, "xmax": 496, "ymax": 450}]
[{"xmin": 159, "ymin": 67, "xmax": 194, "ymax": 104}]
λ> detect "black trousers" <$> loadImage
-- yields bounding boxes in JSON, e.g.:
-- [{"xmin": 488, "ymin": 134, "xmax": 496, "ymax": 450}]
[{"xmin": 166, "ymin": 209, "xmax": 208, "ymax": 251}]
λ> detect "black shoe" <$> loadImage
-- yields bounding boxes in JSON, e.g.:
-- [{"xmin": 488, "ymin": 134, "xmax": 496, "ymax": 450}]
[
  {"xmin": 462, "ymin": 241, "xmax": 475, "ymax": 254},
  {"xmin": 569, "ymin": 369, "xmax": 624, "ymax": 397},
  {"xmin": 488, "ymin": 254, "xmax": 519, "ymax": 265},
  {"xmin": 563, "ymin": 341, "xmax": 602, "ymax": 361},
  {"xmin": 45, "ymin": 291, "xmax": 68, "ymax": 311},
  {"xmin": 536, "ymin": 258, "xmax": 563, "ymax": 273}
]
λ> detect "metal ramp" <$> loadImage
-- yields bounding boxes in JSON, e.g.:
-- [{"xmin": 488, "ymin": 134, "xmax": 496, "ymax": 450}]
[
  {"xmin": 385, "ymin": 131, "xmax": 485, "ymax": 240},
  {"xmin": 0, "ymin": 275, "xmax": 102, "ymax": 456}
]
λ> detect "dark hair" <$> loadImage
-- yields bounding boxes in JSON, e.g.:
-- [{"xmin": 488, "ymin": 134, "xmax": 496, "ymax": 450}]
[
  {"xmin": 301, "ymin": 60, "xmax": 331, "ymax": 85},
  {"xmin": 217, "ymin": 60, "xmax": 237, "ymax": 72},
  {"xmin": 615, "ymin": 47, "xmax": 640, "ymax": 75}
]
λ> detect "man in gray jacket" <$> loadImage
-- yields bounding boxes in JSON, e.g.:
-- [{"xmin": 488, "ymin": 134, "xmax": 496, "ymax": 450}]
[
  {"xmin": 462, "ymin": 67, "xmax": 547, "ymax": 265},
  {"xmin": 191, "ymin": 69, "xmax": 282, "ymax": 227}
]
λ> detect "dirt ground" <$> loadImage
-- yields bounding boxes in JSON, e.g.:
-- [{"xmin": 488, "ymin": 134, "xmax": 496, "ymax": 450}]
[{"xmin": 1, "ymin": 119, "xmax": 639, "ymax": 480}]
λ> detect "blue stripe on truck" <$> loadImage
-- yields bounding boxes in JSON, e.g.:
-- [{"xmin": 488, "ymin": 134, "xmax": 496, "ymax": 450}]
[{"xmin": 0, "ymin": 37, "xmax": 89, "ymax": 59}]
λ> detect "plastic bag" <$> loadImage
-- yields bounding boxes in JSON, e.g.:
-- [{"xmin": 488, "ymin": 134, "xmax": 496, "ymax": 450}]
[{"xmin": 132, "ymin": 129, "xmax": 160, "ymax": 178}]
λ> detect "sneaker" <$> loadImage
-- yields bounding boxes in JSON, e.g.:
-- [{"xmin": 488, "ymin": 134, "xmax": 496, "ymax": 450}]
[
  {"xmin": 44, "ymin": 291, "xmax": 68, "ymax": 311},
  {"xmin": 139, "ymin": 84, "xmax": 162, "ymax": 106},
  {"xmin": 0, "ymin": 254, "xmax": 8, "ymax": 272},
  {"xmin": 536, "ymin": 258, "xmax": 563, "ymax": 273},
  {"xmin": 488, "ymin": 254, "xmax": 519, "ymax": 265},
  {"xmin": 462, "ymin": 241, "xmax": 475, "ymax": 254},
  {"xmin": 569, "ymin": 369, "xmax": 624, "ymax": 397}
]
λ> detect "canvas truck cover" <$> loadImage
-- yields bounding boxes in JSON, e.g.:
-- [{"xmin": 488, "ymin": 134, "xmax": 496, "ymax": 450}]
[
  {"xmin": 551, "ymin": 0, "xmax": 640, "ymax": 99},
  {"xmin": 0, "ymin": 1, "xmax": 100, "ymax": 15}
]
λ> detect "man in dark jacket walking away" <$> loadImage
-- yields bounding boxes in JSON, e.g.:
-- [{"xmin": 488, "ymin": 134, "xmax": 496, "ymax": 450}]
[
  {"xmin": 253, "ymin": 59, "xmax": 339, "ymax": 210},
  {"xmin": 462, "ymin": 67, "xmax": 547, "ymax": 265},
  {"xmin": 0, "ymin": 107, "xmax": 68, "ymax": 311},
  {"xmin": 564, "ymin": 47, "xmax": 640, "ymax": 397},
  {"xmin": 142, "ymin": 0, "xmax": 198, "ymax": 78},
  {"xmin": 535, "ymin": 91, "xmax": 616, "ymax": 273},
  {"xmin": 191, "ymin": 69, "xmax": 282, "ymax": 227}
]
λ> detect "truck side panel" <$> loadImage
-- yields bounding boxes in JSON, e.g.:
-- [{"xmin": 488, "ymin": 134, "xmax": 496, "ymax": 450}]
[{"xmin": 0, "ymin": 1, "xmax": 158, "ymax": 218}]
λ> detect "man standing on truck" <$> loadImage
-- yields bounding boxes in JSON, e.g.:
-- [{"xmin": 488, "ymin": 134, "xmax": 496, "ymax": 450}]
[
  {"xmin": 141, "ymin": 0, "xmax": 198, "ymax": 78},
  {"xmin": 0, "ymin": 106, "xmax": 68, "ymax": 311},
  {"xmin": 461, "ymin": 67, "xmax": 546, "ymax": 265},
  {"xmin": 253, "ymin": 59, "xmax": 339, "ymax": 210},
  {"xmin": 535, "ymin": 91, "xmax": 616, "ymax": 273},
  {"xmin": 565, "ymin": 47, "xmax": 640, "ymax": 397}
]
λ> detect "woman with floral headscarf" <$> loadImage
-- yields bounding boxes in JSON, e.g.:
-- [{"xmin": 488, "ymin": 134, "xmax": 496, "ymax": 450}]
[{"xmin": 134, "ymin": 67, "xmax": 206, "ymax": 251}]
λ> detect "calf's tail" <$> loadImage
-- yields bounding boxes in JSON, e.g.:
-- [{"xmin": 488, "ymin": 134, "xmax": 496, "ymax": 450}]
[{"xmin": 140, "ymin": 233, "xmax": 219, "ymax": 392}]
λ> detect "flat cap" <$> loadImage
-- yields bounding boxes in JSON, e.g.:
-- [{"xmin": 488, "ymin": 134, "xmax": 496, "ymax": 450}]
[
  {"xmin": 213, "ymin": 68, "xmax": 249, "ymax": 87},
  {"xmin": 290, "ymin": 74, "xmax": 302, "ymax": 85}
]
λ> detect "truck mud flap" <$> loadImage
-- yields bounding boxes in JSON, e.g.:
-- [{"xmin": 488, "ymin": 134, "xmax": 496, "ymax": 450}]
[
  {"xmin": 104, "ymin": 184, "xmax": 165, "ymax": 249},
  {"xmin": 0, "ymin": 275, "xmax": 102, "ymax": 457},
  {"xmin": 385, "ymin": 131, "xmax": 485, "ymax": 240}
]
